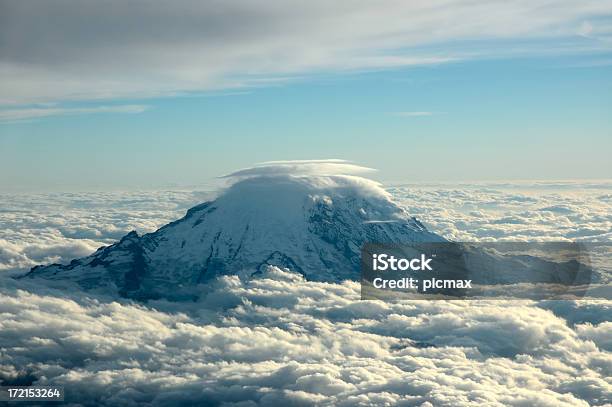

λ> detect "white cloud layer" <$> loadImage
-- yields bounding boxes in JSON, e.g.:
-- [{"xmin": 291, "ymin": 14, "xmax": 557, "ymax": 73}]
[
  {"xmin": 390, "ymin": 181, "xmax": 612, "ymax": 243},
  {"xmin": 0, "ymin": 267, "xmax": 610, "ymax": 406},
  {"xmin": 0, "ymin": 190, "xmax": 208, "ymax": 273},
  {"xmin": 1, "ymin": 181, "xmax": 609, "ymax": 274},
  {"xmin": 1, "ymin": 1, "xmax": 612, "ymax": 106},
  {"xmin": 0, "ymin": 182, "xmax": 610, "ymax": 405}
]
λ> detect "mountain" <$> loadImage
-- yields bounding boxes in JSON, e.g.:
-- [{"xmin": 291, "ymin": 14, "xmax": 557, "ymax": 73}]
[{"xmin": 25, "ymin": 163, "xmax": 443, "ymax": 299}]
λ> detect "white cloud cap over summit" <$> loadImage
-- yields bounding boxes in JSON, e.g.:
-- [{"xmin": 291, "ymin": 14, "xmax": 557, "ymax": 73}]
[
  {"xmin": 220, "ymin": 160, "xmax": 388, "ymax": 200},
  {"xmin": 222, "ymin": 159, "xmax": 376, "ymax": 179}
]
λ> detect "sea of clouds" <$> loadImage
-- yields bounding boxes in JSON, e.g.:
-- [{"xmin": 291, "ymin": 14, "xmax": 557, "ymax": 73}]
[
  {"xmin": 0, "ymin": 183, "xmax": 610, "ymax": 406},
  {"xmin": 2, "ymin": 181, "xmax": 610, "ymax": 274},
  {"xmin": 0, "ymin": 190, "xmax": 213, "ymax": 275},
  {"xmin": 389, "ymin": 181, "xmax": 612, "ymax": 243}
]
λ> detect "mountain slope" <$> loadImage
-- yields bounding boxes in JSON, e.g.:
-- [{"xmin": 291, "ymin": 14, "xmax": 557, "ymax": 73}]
[{"xmin": 25, "ymin": 165, "xmax": 443, "ymax": 298}]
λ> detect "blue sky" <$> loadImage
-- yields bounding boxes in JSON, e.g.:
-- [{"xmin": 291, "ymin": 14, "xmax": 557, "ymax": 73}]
[{"xmin": 1, "ymin": 1, "xmax": 611, "ymax": 190}]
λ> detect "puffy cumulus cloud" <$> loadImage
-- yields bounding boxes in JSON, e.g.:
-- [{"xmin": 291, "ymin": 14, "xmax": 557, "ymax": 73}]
[
  {"xmin": 575, "ymin": 322, "xmax": 612, "ymax": 352},
  {"xmin": 2, "ymin": 1, "xmax": 612, "ymax": 106},
  {"xmin": 0, "ymin": 237, "xmax": 99, "ymax": 274},
  {"xmin": 0, "ymin": 267, "xmax": 610, "ymax": 406}
]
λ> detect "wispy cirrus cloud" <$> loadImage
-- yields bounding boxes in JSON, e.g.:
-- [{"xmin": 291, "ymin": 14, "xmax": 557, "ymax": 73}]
[
  {"xmin": 392, "ymin": 111, "xmax": 437, "ymax": 117},
  {"xmin": 1, "ymin": 1, "xmax": 612, "ymax": 107},
  {"xmin": 0, "ymin": 104, "xmax": 149, "ymax": 122}
]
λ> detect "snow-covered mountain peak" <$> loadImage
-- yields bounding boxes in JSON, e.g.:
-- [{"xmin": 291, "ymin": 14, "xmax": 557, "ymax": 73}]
[{"xmin": 25, "ymin": 161, "xmax": 442, "ymax": 299}]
